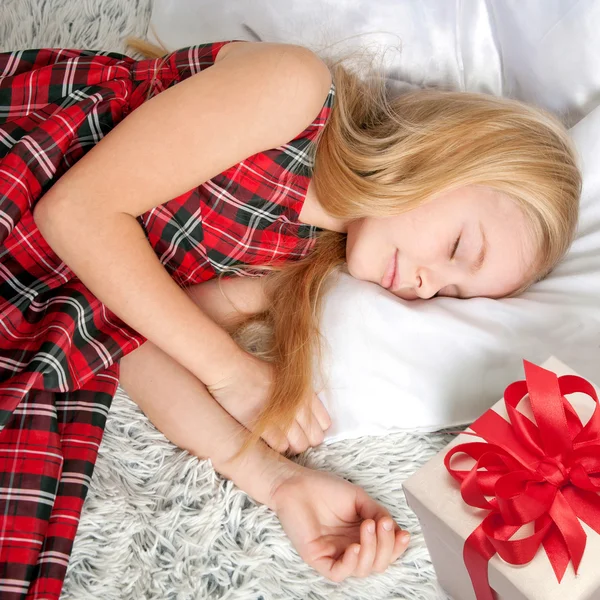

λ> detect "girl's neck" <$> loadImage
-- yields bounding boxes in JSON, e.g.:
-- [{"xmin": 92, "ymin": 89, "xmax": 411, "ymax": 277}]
[{"xmin": 298, "ymin": 179, "xmax": 348, "ymax": 233}]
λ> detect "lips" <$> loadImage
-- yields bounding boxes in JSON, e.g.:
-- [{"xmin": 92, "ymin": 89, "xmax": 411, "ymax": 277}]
[
  {"xmin": 381, "ymin": 249, "xmax": 398, "ymax": 289},
  {"xmin": 391, "ymin": 253, "xmax": 401, "ymax": 291}
]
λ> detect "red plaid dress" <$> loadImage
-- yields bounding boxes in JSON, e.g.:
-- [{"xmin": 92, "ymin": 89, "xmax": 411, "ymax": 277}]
[{"xmin": 0, "ymin": 40, "xmax": 335, "ymax": 599}]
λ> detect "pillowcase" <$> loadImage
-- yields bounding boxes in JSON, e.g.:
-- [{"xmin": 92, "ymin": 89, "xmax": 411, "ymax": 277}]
[{"xmin": 315, "ymin": 104, "xmax": 600, "ymax": 443}]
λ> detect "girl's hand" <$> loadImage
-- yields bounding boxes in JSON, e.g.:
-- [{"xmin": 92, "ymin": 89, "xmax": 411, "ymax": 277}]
[
  {"xmin": 270, "ymin": 465, "xmax": 411, "ymax": 582},
  {"xmin": 206, "ymin": 350, "xmax": 332, "ymax": 455}
]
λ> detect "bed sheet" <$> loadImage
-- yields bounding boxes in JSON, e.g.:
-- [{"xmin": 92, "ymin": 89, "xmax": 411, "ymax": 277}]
[{"xmin": 149, "ymin": 0, "xmax": 600, "ymax": 125}]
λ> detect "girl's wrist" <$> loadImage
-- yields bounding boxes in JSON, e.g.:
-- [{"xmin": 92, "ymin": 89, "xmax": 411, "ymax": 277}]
[
  {"xmin": 213, "ymin": 439, "xmax": 304, "ymax": 512},
  {"xmin": 192, "ymin": 322, "xmax": 246, "ymax": 387}
]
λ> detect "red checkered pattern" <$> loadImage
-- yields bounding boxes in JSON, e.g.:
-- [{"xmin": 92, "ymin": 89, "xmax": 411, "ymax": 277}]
[{"xmin": 0, "ymin": 41, "xmax": 335, "ymax": 598}]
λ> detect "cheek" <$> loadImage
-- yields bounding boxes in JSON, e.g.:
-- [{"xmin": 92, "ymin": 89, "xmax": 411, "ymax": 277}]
[
  {"xmin": 344, "ymin": 222, "xmax": 364, "ymax": 278},
  {"xmin": 345, "ymin": 219, "xmax": 384, "ymax": 281}
]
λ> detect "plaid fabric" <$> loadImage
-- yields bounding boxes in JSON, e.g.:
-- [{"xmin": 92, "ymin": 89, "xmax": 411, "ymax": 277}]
[{"xmin": 0, "ymin": 42, "xmax": 335, "ymax": 599}]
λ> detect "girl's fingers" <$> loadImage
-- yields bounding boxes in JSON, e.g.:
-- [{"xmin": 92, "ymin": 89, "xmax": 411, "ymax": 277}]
[
  {"xmin": 261, "ymin": 425, "xmax": 289, "ymax": 454},
  {"xmin": 354, "ymin": 519, "xmax": 378, "ymax": 577},
  {"xmin": 285, "ymin": 419, "xmax": 309, "ymax": 455},
  {"xmin": 312, "ymin": 394, "xmax": 332, "ymax": 430},
  {"xmin": 322, "ymin": 526, "xmax": 410, "ymax": 583},
  {"xmin": 328, "ymin": 543, "xmax": 361, "ymax": 583},
  {"xmin": 295, "ymin": 401, "xmax": 325, "ymax": 449},
  {"xmin": 372, "ymin": 518, "xmax": 397, "ymax": 573},
  {"xmin": 308, "ymin": 411, "xmax": 326, "ymax": 446},
  {"xmin": 391, "ymin": 528, "xmax": 411, "ymax": 563}
]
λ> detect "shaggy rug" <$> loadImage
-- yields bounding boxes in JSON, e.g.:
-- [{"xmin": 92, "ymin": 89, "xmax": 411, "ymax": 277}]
[{"xmin": 0, "ymin": 1, "xmax": 455, "ymax": 598}]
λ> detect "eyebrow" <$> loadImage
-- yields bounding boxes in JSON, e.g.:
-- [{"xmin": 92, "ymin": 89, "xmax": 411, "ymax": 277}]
[{"xmin": 469, "ymin": 221, "xmax": 488, "ymax": 275}]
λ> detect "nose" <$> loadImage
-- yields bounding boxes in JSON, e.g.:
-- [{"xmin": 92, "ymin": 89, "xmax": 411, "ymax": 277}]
[{"xmin": 414, "ymin": 268, "xmax": 441, "ymax": 299}]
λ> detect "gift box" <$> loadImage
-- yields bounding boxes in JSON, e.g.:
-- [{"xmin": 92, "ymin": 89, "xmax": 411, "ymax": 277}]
[{"xmin": 403, "ymin": 356, "xmax": 600, "ymax": 600}]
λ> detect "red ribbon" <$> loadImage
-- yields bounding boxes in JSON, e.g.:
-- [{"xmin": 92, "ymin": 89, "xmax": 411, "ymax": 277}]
[{"xmin": 444, "ymin": 360, "xmax": 600, "ymax": 600}]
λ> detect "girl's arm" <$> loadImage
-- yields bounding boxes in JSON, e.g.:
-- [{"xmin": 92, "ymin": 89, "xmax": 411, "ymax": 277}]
[
  {"xmin": 119, "ymin": 337, "xmax": 297, "ymax": 511},
  {"xmin": 32, "ymin": 40, "xmax": 332, "ymax": 388},
  {"xmin": 183, "ymin": 275, "xmax": 269, "ymax": 330}
]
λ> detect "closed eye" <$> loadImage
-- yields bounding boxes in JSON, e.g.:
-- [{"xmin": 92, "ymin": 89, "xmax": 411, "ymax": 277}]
[{"xmin": 450, "ymin": 234, "xmax": 461, "ymax": 260}]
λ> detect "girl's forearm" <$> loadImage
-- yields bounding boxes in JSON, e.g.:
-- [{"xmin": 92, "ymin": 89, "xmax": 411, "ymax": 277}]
[
  {"xmin": 33, "ymin": 201, "xmax": 241, "ymax": 387},
  {"xmin": 118, "ymin": 338, "xmax": 297, "ymax": 511},
  {"xmin": 184, "ymin": 276, "xmax": 269, "ymax": 329}
]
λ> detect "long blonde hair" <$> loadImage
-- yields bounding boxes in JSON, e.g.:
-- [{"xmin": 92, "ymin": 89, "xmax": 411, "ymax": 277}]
[{"xmin": 124, "ymin": 36, "xmax": 581, "ymax": 462}]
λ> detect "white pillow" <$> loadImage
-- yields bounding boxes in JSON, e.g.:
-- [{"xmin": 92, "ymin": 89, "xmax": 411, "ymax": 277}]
[
  {"xmin": 316, "ymin": 103, "xmax": 600, "ymax": 442},
  {"xmin": 149, "ymin": 0, "xmax": 600, "ymax": 443}
]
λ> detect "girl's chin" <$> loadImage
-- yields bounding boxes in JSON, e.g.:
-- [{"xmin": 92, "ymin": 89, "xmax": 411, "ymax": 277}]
[{"xmin": 343, "ymin": 259, "xmax": 367, "ymax": 281}]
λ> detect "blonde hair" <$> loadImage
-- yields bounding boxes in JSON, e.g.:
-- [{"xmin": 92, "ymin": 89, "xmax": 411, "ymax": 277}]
[{"xmin": 124, "ymin": 35, "xmax": 581, "ymax": 462}]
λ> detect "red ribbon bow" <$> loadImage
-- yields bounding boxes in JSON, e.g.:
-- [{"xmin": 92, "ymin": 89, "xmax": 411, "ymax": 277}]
[{"xmin": 444, "ymin": 360, "xmax": 600, "ymax": 600}]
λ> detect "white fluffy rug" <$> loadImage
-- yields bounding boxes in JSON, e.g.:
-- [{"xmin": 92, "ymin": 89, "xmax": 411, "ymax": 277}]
[{"xmin": 0, "ymin": 1, "xmax": 454, "ymax": 598}]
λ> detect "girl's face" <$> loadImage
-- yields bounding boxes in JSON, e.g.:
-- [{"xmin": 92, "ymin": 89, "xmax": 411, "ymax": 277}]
[{"xmin": 345, "ymin": 185, "xmax": 537, "ymax": 300}]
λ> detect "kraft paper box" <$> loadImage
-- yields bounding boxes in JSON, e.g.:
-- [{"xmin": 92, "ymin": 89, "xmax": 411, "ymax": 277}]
[{"xmin": 403, "ymin": 356, "xmax": 600, "ymax": 600}]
